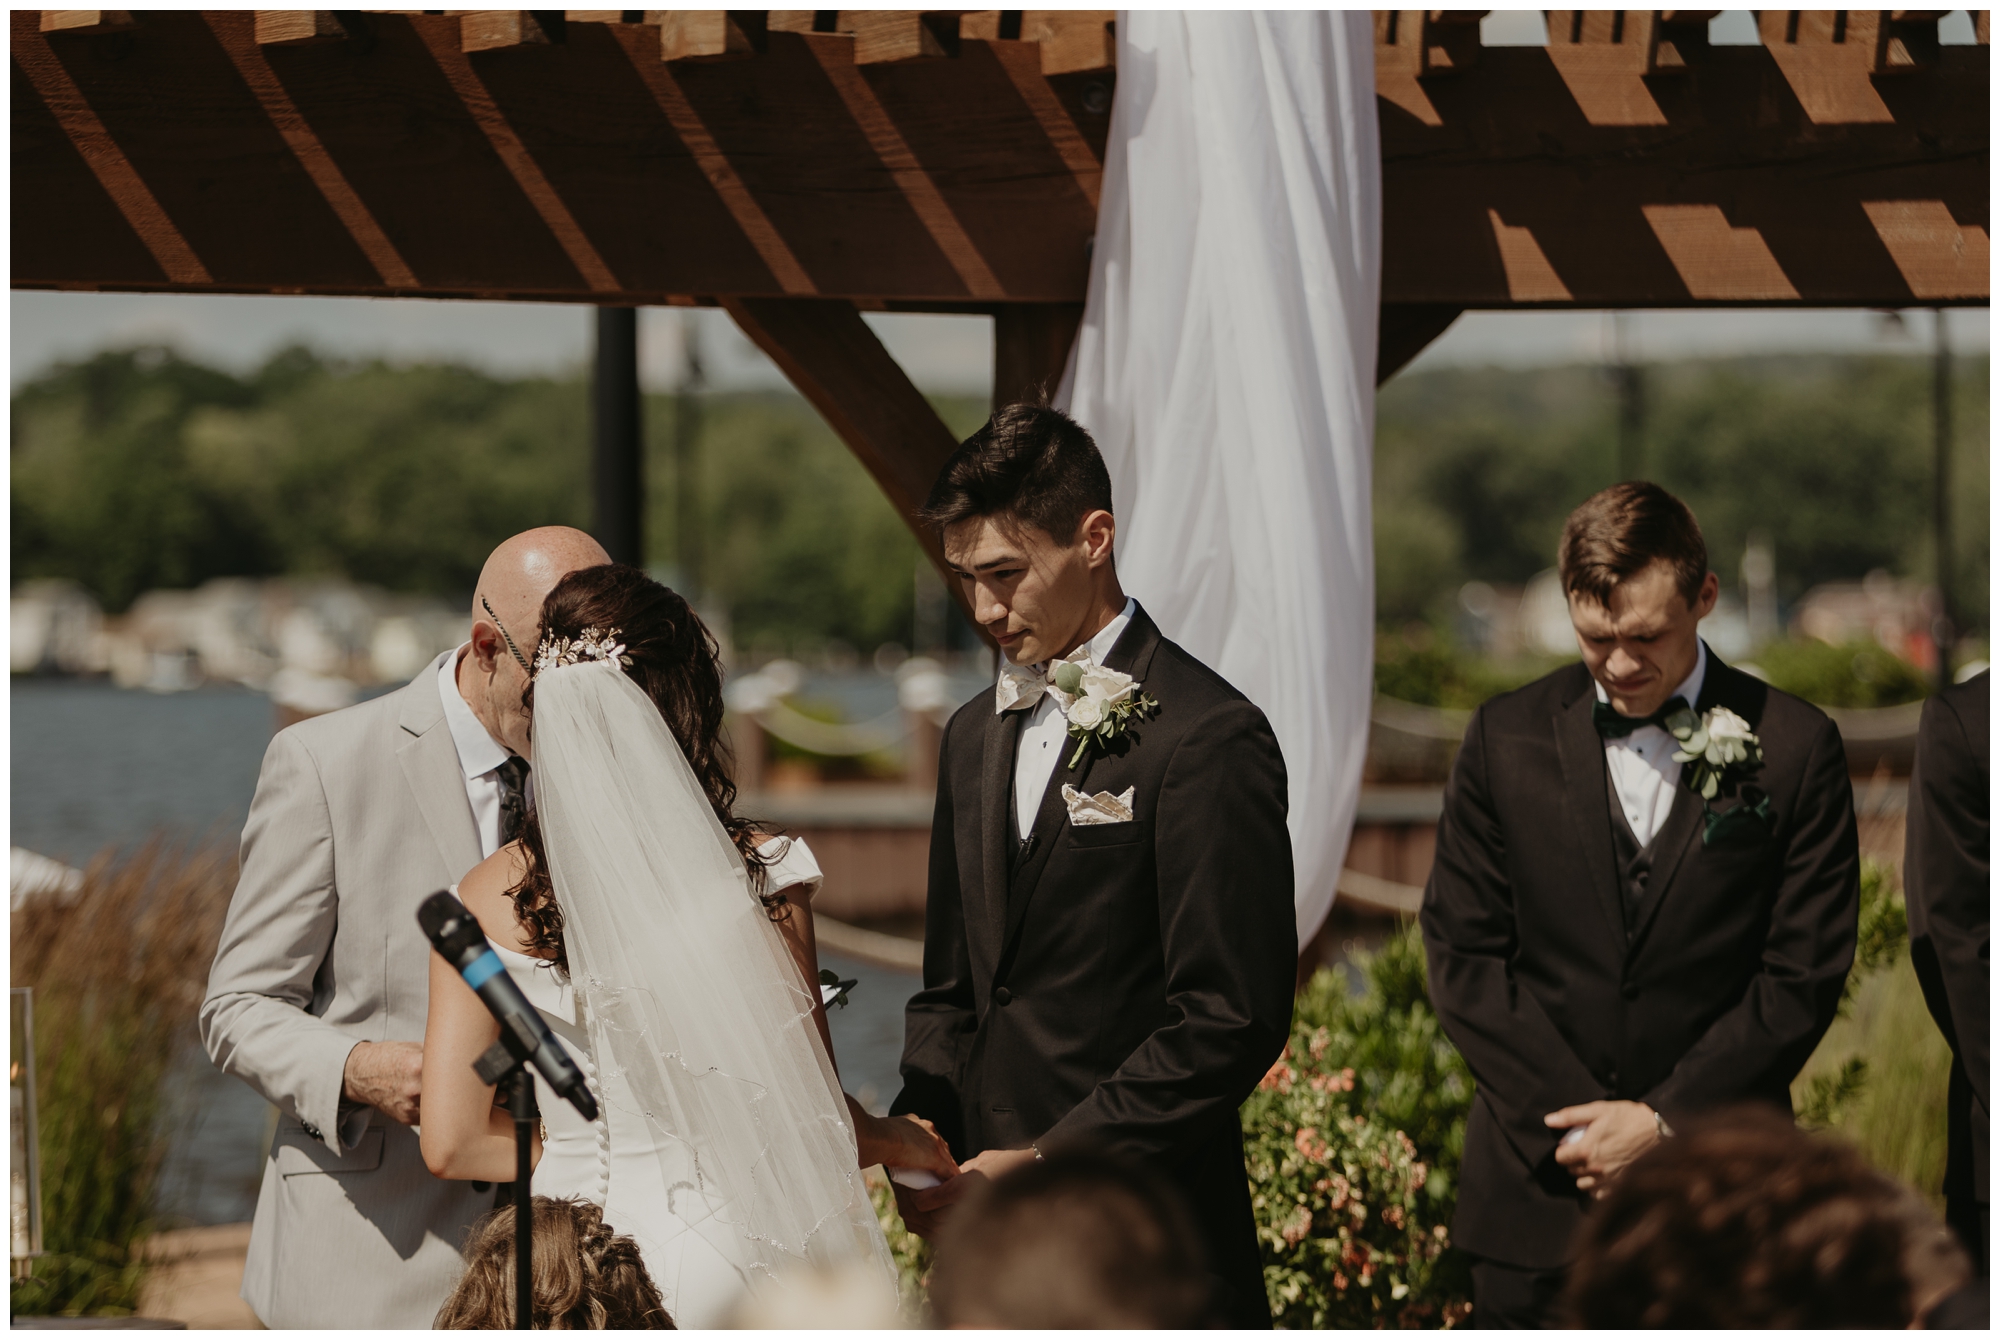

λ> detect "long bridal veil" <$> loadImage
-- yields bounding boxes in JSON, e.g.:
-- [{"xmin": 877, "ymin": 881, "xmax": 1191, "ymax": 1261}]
[{"xmin": 530, "ymin": 659, "xmax": 895, "ymax": 1319}]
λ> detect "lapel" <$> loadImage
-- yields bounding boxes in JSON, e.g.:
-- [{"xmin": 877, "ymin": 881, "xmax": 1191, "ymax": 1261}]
[
  {"xmin": 398, "ymin": 653, "xmax": 483, "ymax": 883},
  {"xmin": 995, "ymin": 606, "xmax": 1164, "ymax": 966},
  {"xmin": 1627, "ymin": 651, "xmax": 1762, "ymax": 955},
  {"xmin": 1553, "ymin": 671, "xmax": 1629, "ymax": 948},
  {"xmin": 975, "ymin": 704, "xmax": 1016, "ymax": 973}
]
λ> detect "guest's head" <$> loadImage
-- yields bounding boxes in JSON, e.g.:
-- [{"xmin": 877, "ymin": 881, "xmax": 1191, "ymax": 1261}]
[
  {"xmin": 435, "ymin": 1195, "xmax": 674, "ymax": 1330},
  {"xmin": 1559, "ymin": 481, "xmax": 1719, "ymax": 717},
  {"xmin": 1565, "ymin": 1106, "xmax": 1970, "ymax": 1328},
  {"xmin": 927, "ymin": 1151, "xmax": 1212, "ymax": 1328},
  {"xmin": 465, "ymin": 526, "xmax": 612, "ymax": 757},
  {"xmin": 922, "ymin": 401, "xmax": 1122, "ymax": 665},
  {"xmin": 510, "ymin": 563, "xmax": 773, "ymax": 973}
]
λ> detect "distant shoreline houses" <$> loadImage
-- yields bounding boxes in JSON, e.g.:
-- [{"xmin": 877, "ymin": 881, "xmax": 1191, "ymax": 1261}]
[{"xmin": 10, "ymin": 576, "xmax": 468, "ymax": 718}]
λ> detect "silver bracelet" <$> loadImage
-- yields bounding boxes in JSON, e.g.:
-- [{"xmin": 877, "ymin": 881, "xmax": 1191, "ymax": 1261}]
[
  {"xmin": 1030, "ymin": 1142, "xmax": 1046, "ymax": 1161},
  {"xmin": 1652, "ymin": 1108, "xmax": 1674, "ymax": 1140}
]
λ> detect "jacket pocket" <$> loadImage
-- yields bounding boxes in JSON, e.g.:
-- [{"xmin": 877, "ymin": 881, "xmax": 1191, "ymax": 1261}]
[
  {"xmin": 275, "ymin": 1123, "xmax": 384, "ymax": 1176},
  {"xmin": 1065, "ymin": 818, "xmax": 1151, "ymax": 850}
]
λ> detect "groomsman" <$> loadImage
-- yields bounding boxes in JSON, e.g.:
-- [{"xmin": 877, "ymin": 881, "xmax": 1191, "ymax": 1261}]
[
  {"xmin": 1421, "ymin": 483, "xmax": 1860, "ymax": 1327},
  {"xmin": 1906, "ymin": 670, "xmax": 1989, "ymax": 1272},
  {"xmin": 890, "ymin": 403, "xmax": 1297, "ymax": 1328},
  {"xmin": 201, "ymin": 527, "xmax": 609, "ymax": 1326}
]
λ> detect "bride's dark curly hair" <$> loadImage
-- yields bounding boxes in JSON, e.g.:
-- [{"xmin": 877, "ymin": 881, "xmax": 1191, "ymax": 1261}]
[{"xmin": 509, "ymin": 563, "xmax": 774, "ymax": 973}]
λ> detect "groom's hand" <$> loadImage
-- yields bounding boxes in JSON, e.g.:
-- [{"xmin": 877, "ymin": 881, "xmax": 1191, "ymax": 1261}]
[{"xmin": 343, "ymin": 1040, "xmax": 423, "ymax": 1125}]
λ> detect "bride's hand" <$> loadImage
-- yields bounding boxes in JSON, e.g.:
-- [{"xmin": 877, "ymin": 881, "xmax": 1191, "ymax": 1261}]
[{"xmin": 854, "ymin": 1104, "xmax": 959, "ymax": 1180}]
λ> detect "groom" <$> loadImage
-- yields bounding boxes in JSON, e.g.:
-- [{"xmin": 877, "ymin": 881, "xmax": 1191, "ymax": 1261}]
[{"xmin": 890, "ymin": 404, "xmax": 1297, "ymax": 1328}]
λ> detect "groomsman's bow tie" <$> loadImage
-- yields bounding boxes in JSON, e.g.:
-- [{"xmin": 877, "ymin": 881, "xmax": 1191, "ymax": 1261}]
[
  {"xmin": 994, "ymin": 650, "xmax": 1091, "ymax": 715},
  {"xmin": 1593, "ymin": 696, "xmax": 1690, "ymax": 740}
]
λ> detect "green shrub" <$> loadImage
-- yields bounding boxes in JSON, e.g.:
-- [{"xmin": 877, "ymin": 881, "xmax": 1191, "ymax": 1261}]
[
  {"xmin": 864, "ymin": 1168, "xmax": 930, "ymax": 1318},
  {"xmin": 1242, "ymin": 924, "xmax": 1475, "ymax": 1328},
  {"xmin": 1374, "ymin": 631, "xmax": 1556, "ymax": 710},
  {"xmin": 1792, "ymin": 858, "xmax": 1951, "ymax": 1198},
  {"xmin": 1753, "ymin": 639, "xmax": 1932, "ymax": 708}
]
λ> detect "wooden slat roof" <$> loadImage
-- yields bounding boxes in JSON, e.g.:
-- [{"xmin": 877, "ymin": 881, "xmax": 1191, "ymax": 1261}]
[{"xmin": 11, "ymin": 10, "xmax": 1989, "ymax": 310}]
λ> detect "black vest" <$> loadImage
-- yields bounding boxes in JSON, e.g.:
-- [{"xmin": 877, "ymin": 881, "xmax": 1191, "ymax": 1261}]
[{"xmin": 1608, "ymin": 774, "xmax": 1659, "ymax": 939}]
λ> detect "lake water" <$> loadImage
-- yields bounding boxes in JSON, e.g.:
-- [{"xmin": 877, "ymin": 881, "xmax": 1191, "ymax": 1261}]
[{"xmin": 11, "ymin": 677, "xmax": 922, "ymax": 1228}]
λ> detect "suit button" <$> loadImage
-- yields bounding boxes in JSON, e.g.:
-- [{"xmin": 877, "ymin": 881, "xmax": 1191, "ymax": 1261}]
[{"xmin": 995, "ymin": 987, "xmax": 1013, "ymax": 1006}]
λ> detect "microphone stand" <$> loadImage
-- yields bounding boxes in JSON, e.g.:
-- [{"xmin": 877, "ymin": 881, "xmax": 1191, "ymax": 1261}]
[{"xmin": 478, "ymin": 1049, "xmax": 539, "ymax": 1329}]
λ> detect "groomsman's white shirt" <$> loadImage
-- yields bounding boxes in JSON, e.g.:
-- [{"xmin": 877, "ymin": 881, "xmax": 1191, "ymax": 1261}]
[
  {"xmin": 1596, "ymin": 640, "xmax": 1708, "ymax": 847},
  {"xmin": 1011, "ymin": 598, "xmax": 1136, "ymax": 839},
  {"xmin": 439, "ymin": 645, "xmax": 532, "ymax": 858}
]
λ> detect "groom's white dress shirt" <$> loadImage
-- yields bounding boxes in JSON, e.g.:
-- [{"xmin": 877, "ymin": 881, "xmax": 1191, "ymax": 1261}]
[
  {"xmin": 1597, "ymin": 640, "xmax": 1708, "ymax": 847},
  {"xmin": 1009, "ymin": 598, "xmax": 1136, "ymax": 838},
  {"xmin": 439, "ymin": 645, "xmax": 532, "ymax": 857}
]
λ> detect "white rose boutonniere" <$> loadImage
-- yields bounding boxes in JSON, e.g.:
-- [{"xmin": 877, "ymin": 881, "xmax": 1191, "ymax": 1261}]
[
  {"xmin": 1051, "ymin": 659, "xmax": 1159, "ymax": 768},
  {"xmin": 1666, "ymin": 705, "xmax": 1764, "ymax": 800}
]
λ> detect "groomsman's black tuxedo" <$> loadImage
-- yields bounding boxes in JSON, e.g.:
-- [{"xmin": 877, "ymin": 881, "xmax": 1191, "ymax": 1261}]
[
  {"xmin": 1906, "ymin": 671, "xmax": 1990, "ymax": 1271},
  {"xmin": 1421, "ymin": 650, "xmax": 1860, "ymax": 1296},
  {"xmin": 893, "ymin": 604, "xmax": 1296, "ymax": 1328}
]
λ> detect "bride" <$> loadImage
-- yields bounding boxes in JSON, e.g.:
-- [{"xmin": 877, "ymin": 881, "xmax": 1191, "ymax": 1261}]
[{"xmin": 419, "ymin": 564, "xmax": 956, "ymax": 1326}]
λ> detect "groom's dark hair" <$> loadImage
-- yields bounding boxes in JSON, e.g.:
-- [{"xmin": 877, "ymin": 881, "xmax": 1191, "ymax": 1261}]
[
  {"xmin": 1560, "ymin": 481, "xmax": 1710, "ymax": 609},
  {"xmin": 921, "ymin": 400, "xmax": 1114, "ymax": 543}
]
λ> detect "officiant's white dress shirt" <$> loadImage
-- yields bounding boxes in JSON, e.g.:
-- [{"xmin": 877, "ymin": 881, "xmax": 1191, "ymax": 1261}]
[
  {"xmin": 1010, "ymin": 598, "xmax": 1136, "ymax": 839},
  {"xmin": 1597, "ymin": 641, "xmax": 1708, "ymax": 847},
  {"xmin": 439, "ymin": 645, "xmax": 532, "ymax": 858}
]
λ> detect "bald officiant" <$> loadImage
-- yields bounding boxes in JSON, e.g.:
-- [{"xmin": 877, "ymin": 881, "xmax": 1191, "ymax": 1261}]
[{"xmin": 201, "ymin": 526, "xmax": 610, "ymax": 1328}]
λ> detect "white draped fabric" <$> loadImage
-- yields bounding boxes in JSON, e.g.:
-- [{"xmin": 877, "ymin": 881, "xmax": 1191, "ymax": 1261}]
[{"xmin": 1057, "ymin": 11, "xmax": 1381, "ymax": 946}]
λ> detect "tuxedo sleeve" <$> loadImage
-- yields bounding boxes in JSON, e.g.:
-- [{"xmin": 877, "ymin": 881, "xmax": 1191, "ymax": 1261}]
[
  {"xmin": 1420, "ymin": 704, "xmax": 1608, "ymax": 1172},
  {"xmin": 1905, "ymin": 689, "xmax": 1989, "ymax": 1120},
  {"xmin": 1039, "ymin": 698, "xmax": 1296, "ymax": 1164},
  {"xmin": 1643, "ymin": 715, "xmax": 1860, "ymax": 1120},
  {"xmin": 890, "ymin": 723, "xmax": 977, "ymax": 1158},
  {"xmin": 199, "ymin": 730, "xmax": 368, "ymax": 1158}
]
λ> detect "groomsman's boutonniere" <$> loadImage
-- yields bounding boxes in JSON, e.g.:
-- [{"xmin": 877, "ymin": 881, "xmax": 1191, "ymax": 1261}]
[
  {"xmin": 1665, "ymin": 705, "xmax": 1763, "ymax": 800},
  {"xmin": 1051, "ymin": 661, "xmax": 1159, "ymax": 768}
]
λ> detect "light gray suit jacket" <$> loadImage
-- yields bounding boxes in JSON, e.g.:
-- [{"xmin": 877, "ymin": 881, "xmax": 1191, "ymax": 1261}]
[{"xmin": 201, "ymin": 653, "xmax": 491, "ymax": 1328}]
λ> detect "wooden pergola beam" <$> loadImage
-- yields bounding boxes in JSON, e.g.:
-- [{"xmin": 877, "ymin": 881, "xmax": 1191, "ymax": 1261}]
[{"xmin": 15, "ymin": 10, "xmax": 1982, "ymax": 311}]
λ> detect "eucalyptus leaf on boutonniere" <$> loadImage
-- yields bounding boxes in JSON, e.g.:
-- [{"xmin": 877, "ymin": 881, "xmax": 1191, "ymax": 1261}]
[
  {"xmin": 1665, "ymin": 705, "xmax": 1763, "ymax": 800},
  {"xmin": 1050, "ymin": 659, "xmax": 1160, "ymax": 768}
]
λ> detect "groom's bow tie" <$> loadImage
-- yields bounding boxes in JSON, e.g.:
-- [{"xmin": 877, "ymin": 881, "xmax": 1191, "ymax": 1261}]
[
  {"xmin": 994, "ymin": 650, "xmax": 1090, "ymax": 715},
  {"xmin": 1593, "ymin": 695, "xmax": 1690, "ymax": 740}
]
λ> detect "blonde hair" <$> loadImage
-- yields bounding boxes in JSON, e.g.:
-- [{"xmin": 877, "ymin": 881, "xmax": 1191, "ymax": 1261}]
[{"xmin": 435, "ymin": 1196, "xmax": 673, "ymax": 1330}]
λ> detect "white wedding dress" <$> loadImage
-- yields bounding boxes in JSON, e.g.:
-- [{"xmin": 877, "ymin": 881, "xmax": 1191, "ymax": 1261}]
[{"xmin": 479, "ymin": 659, "xmax": 896, "ymax": 1328}]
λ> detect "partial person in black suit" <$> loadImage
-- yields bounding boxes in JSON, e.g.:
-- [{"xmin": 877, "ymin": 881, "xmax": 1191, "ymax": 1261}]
[
  {"xmin": 888, "ymin": 404, "xmax": 1297, "ymax": 1328},
  {"xmin": 1907, "ymin": 669, "xmax": 1990, "ymax": 1273},
  {"xmin": 1421, "ymin": 482, "xmax": 1861, "ymax": 1327}
]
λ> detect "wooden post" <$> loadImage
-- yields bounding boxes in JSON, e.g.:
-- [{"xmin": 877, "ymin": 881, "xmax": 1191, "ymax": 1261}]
[
  {"xmin": 1932, "ymin": 308, "xmax": 1956, "ymax": 680},
  {"xmin": 592, "ymin": 307, "xmax": 643, "ymax": 567},
  {"xmin": 674, "ymin": 311, "xmax": 704, "ymax": 592},
  {"xmin": 992, "ymin": 303, "xmax": 1084, "ymax": 412}
]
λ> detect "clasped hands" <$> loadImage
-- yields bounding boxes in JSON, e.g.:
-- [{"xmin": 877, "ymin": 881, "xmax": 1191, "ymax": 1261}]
[
  {"xmin": 1545, "ymin": 1099, "xmax": 1661, "ymax": 1196},
  {"xmin": 878, "ymin": 1128, "xmax": 1040, "ymax": 1240}
]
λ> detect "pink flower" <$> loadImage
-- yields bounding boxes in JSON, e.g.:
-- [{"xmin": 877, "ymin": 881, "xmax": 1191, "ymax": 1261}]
[
  {"xmin": 1295, "ymin": 1126, "xmax": 1329, "ymax": 1161},
  {"xmin": 1383, "ymin": 1204, "xmax": 1406, "ymax": 1229},
  {"xmin": 1260, "ymin": 1059, "xmax": 1296, "ymax": 1093}
]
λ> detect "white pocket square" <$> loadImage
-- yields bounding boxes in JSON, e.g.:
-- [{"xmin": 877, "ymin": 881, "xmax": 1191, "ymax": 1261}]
[{"xmin": 1063, "ymin": 784, "xmax": 1136, "ymax": 826}]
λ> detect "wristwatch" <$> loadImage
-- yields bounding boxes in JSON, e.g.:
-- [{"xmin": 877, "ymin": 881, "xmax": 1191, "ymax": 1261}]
[{"xmin": 1651, "ymin": 1107, "xmax": 1674, "ymax": 1140}]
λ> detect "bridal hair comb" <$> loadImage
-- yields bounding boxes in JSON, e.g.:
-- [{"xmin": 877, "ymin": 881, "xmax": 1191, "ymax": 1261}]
[{"xmin": 534, "ymin": 626, "xmax": 632, "ymax": 676}]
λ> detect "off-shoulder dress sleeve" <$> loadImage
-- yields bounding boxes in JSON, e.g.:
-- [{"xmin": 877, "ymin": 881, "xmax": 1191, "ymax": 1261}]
[{"xmin": 757, "ymin": 836, "xmax": 824, "ymax": 902}]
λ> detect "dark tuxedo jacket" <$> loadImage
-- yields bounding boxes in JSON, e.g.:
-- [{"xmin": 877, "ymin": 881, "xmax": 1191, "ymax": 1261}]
[
  {"xmin": 1906, "ymin": 672, "xmax": 1989, "ymax": 1223},
  {"xmin": 1420, "ymin": 652, "xmax": 1860, "ymax": 1270},
  {"xmin": 892, "ymin": 605, "xmax": 1296, "ymax": 1326}
]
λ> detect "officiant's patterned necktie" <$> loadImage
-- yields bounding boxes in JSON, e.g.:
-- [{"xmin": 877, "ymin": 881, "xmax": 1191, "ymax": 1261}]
[
  {"xmin": 496, "ymin": 756, "xmax": 530, "ymax": 845},
  {"xmin": 1592, "ymin": 695, "xmax": 1689, "ymax": 739}
]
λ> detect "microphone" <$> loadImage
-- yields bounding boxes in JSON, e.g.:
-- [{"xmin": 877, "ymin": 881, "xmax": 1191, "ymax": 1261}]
[{"xmin": 417, "ymin": 891, "xmax": 598, "ymax": 1122}]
